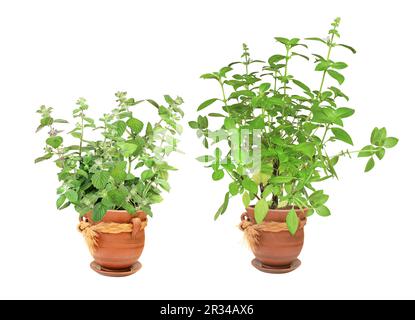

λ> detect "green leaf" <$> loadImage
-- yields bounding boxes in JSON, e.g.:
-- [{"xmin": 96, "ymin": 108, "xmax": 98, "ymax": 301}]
[
  {"xmin": 197, "ymin": 115, "xmax": 208, "ymax": 129},
  {"xmin": 338, "ymin": 43, "xmax": 357, "ymax": 54},
  {"xmin": 331, "ymin": 128, "xmax": 353, "ymax": 145},
  {"xmin": 34, "ymin": 153, "xmax": 53, "ymax": 163},
  {"xmin": 254, "ymin": 198, "xmax": 269, "ymax": 224},
  {"xmin": 208, "ymin": 113, "xmax": 225, "ymax": 117},
  {"xmin": 376, "ymin": 148, "xmax": 385, "ymax": 160},
  {"xmin": 111, "ymin": 161, "xmax": 127, "ymax": 183},
  {"xmin": 316, "ymin": 205, "xmax": 331, "ymax": 217},
  {"xmin": 270, "ymin": 176, "xmax": 293, "ymax": 184},
  {"xmin": 188, "ymin": 121, "xmax": 198, "ymax": 129},
  {"xmin": 292, "ymin": 79, "xmax": 310, "ymax": 92},
  {"xmin": 242, "ymin": 177, "xmax": 258, "ymax": 194},
  {"xmin": 332, "ymin": 62, "xmax": 348, "ymax": 69},
  {"xmin": 65, "ymin": 190, "xmax": 78, "ymax": 203},
  {"xmin": 365, "ymin": 157, "xmax": 375, "ymax": 172},
  {"xmin": 275, "ymin": 37, "xmax": 290, "ymax": 45},
  {"xmin": 146, "ymin": 99, "xmax": 160, "ymax": 109},
  {"xmin": 294, "ymin": 142, "xmax": 315, "ymax": 159},
  {"xmin": 242, "ymin": 192, "xmax": 251, "ymax": 208},
  {"xmin": 117, "ymin": 142, "xmax": 137, "ymax": 157},
  {"xmin": 336, "ymin": 107, "xmax": 355, "ymax": 118},
  {"xmin": 56, "ymin": 195, "xmax": 66, "ymax": 209},
  {"xmin": 286, "ymin": 208, "xmax": 299, "ymax": 235},
  {"xmin": 91, "ymin": 171, "xmax": 110, "ymax": 190},
  {"xmin": 224, "ymin": 118, "xmax": 236, "ymax": 130},
  {"xmin": 108, "ymin": 188, "xmax": 128, "ymax": 206},
  {"xmin": 92, "ymin": 202, "xmax": 107, "ymax": 222},
  {"xmin": 259, "ymin": 83, "xmax": 271, "ymax": 92},
  {"xmin": 309, "ymin": 190, "xmax": 329, "ymax": 207},
  {"xmin": 212, "ymin": 170, "xmax": 225, "ymax": 181},
  {"xmin": 123, "ymin": 202, "xmax": 136, "ymax": 214},
  {"xmin": 249, "ymin": 116, "xmax": 265, "ymax": 129},
  {"xmin": 126, "ymin": 118, "xmax": 144, "ymax": 133},
  {"xmin": 141, "ymin": 169, "xmax": 155, "ymax": 180},
  {"xmin": 229, "ymin": 182, "xmax": 239, "ymax": 196},
  {"xmin": 214, "ymin": 192, "xmax": 230, "ymax": 220},
  {"xmin": 200, "ymin": 73, "xmax": 219, "ymax": 80},
  {"xmin": 315, "ymin": 61, "xmax": 331, "ymax": 71},
  {"xmin": 305, "ymin": 37, "xmax": 327, "ymax": 44},
  {"xmin": 46, "ymin": 136, "xmax": 63, "ymax": 148},
  {"xmin": 327, "ymin": 70, "xmax": 345, "ymax": 85},
  {"xmin": 196, "ymin": 155, "xmax": 215, "ymax": 163},
  {"xmin": 358, "ymin": 145, "xmax": 376, "ymax": 157},
  {"xmin": 54, "ymin": 119, "xmax": 69, "ymax": 124},
  {"xmin": 113, "ymin": 120, "xmax": 127, "ymax": 136},
  {"xmin": 384, "ymin": 137, "xmax": 398, "ymax": 148},
  {"xmin": 197, "ymin": 98, "xmax": 218, "ymax": 111}
]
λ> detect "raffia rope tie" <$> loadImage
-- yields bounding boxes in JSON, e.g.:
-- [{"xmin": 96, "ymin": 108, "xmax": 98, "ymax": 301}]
[
  {"xmin": 78, "ymin": 217, "xmax": 147, "ymax": 254},
  {"xmin": 239, "ymin": 219, "xmax": 306, "ymax": 250}
]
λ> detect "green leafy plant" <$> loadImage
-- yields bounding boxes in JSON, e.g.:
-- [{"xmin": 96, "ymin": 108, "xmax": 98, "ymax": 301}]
[
  {"xmin": 35, "ymin": 92, "xmax": 184, "ymax": 221},
  {"xmin": 189, "ymin": 18, "xmax": 398, "ymax": 233}
]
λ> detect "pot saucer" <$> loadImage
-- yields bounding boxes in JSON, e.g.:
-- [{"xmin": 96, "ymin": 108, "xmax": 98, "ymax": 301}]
[
  {"xmin": 90, "ymin": 261, "xmax": 142, "ymax": 277},
  {"xmin": 251, "ymin": 258, "xmax": 301, "ymax": 274}
]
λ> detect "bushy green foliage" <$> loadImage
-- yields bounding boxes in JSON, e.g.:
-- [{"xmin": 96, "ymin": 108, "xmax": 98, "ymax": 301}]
[
  {"xmin": 190, "ymin": 18, "xmax": 398, "ymax": 231},
  {"xmin": 36, "ymin": 92, "xmax": 184, "ymax": 221}
]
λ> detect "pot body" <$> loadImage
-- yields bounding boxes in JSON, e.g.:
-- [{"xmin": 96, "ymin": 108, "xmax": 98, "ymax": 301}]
[
  {"xmin": 244, "ymin": 206, "xmax": 307, "ymax": 267},
  {"xmin": 84, "ymin": 210, "xmax": 147, "ymax": 270}
]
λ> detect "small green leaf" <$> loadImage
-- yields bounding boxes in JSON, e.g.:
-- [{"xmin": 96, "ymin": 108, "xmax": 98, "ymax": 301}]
[
  {"xmin": 286, "ymin": 208, "xmax": 299, "ymax": 235},
  {"xmin": 212, "ymin": 170, "xmax": 225, "ymax": 181},
  {"xmin": 365, "ymin": 157, "xmax": 375, "ymax": 172},
  {"xmin": 332, "ymin": 62, "xmax": 348, "ymax": 69},
  {"xmin": 259, "ymin": 83, "xmax": 271, "ymax": 92},
  {"xmin": 214, "ymin": 192, "xmax": 230, "ymax": 220},
  {"xmin": 242, "ymin": 192, "xmax": 250, "ymax": 208},
  {"xmin": 113, "ymin": 120, "xmax": 127, "ymax": 136},
  {"xmin": 141, "ymin": 169, "xmax": 155, "ymax": 180},
  {"xmin": 111, "ymin": 161, "xmax": 127, "ymax": 183},
  {"xmin": 294, "ymin": 142, "xmax": 315, "ymax": 159},
  {"xmin": 327, "ymin": 70, "xmax": 345, "ymax": 85},
  {"xmin": 197, "ymin": 98, "xmax": 218, "ymax": 111},
  {"xmin": 270, "ymin": 176, "xmax": 293, "ymax": 184},
  {"xmin": 117, "ymin": 142, "xmax": 138, "ymax": 157},
  {"xmin": 65, "ymin": 190, "xmax": 78, "ymax": 203},
  {"xmin": 92, "ymin": 202, "xmax": 107, "ymax": 222},
  {"xmin": 376, "ymin": 148, "xmax": 385, "ymax": 160},
  {"xmin": 292, "ymin": 79, "xmax": 310, "ymax": 92},
  {"xmin": 336, "ymin": 107, "xmax": 355, "ymax": 118},
  {"xmin": 229, "ymin": 182, "xmax": 239, "ymax": 196},
  {"xmin": 126, "ymin": 118, "xmax": 144, "ymax": 133},
  {"xmin": 196, "ymin": 155, "xmax": 215, "ymax": 163},
  {"xmin": 108, "ymin": 188, "xmax": 128, "ymax": 206},
  {"xmin": 316, "ymin": 205, "xmax": 331, "ymax": 217},
  {"xmin": 123, "ymin": 202, "xmax": 136, "ymax": 214},
  {"xmin": 254, "ymin": 198, "xmax": 269, "ymax": 224},
  {"xmin": 56, "ymin": 195, "xmax": 66, "ymax": 209},
  {"xmin": 384, "ymin": 137, "xmax": 398, "ymax": 148},
  {"xmin": 91, "ymin": 171, "xmax": 110, "ymax": 190},
  {"xmin": 242, "ymin": 177, "xmax": 258, "ymax": 194},
  {"xmin": 188, "ymin": 121, "xmax": 198, "ymax": 129},
  {"xmin": 46, "ymin": 136, "xmax": 63, "ymax": 148},
  {"xmin": 197, "ymin": 115, "xmax": 208, "ymax": 129},
  {"xmin": 358, "ymin": 145, "xmax": 377, "ymax": 157},
  {"xmin": 34, "ymin": 153, "xmax": 53, "ymax": 163},
  {"xmin": 224, "ymin": 118, "xmax": 236, "ymax": 130},
  {"xmin": 331, "ymin": 128, "xmax": 353, "ymax": 145},
  {"xmin": 337, "ymin": 43, "xmax": 357, "ymax": 54},
  {"xmin": 309, "ymin": 190, "xmax": 329, "ymax": 207}
]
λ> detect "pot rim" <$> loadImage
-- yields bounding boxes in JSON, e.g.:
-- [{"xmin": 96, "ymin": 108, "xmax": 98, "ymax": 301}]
[{"xmin": 246, "ymin": 205, "xmax": 308, "ymax": 213}]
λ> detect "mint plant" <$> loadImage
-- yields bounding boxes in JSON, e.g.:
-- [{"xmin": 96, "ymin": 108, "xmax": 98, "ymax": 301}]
[
  {"xmin": 35, "ymin": 92, "xmax": 184, "ymax": 221},
  {"xmin": 189, "ymin": 18, "xmax": 398, "ymax": 232}
]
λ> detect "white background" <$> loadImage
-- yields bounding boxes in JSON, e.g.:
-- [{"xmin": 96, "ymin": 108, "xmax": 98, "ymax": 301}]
[{"xmin": 0, "ymin": 0, "xmax": 414, "ymax": 300}]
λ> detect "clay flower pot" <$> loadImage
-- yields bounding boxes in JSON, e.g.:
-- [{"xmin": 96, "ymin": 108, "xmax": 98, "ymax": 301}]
[
  {"xmin": 241, "ymin": 206, "xmax": 307, "ymax": 273},
  {"xmin": 80, "ymin": 210, "xmax": 147, "ymax": 277}
]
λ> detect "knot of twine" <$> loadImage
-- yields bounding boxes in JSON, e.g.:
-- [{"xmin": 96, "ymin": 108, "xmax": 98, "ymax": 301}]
[
  {"xmin": 78, "ymin": 217, "xmax": 147, "ymax": 254},
  {"xmin": 239, "ymin": 219, "xmax": 306, "ymax": 250}
]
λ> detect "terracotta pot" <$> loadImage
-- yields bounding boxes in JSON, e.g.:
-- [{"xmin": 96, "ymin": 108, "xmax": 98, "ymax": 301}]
[
  {"xmin": 83, "ymin": 210, "xmax": 147, "ymax": 276},
  {"xmin": 242, "ymin": 206, "xmax": 307, "ymax": 273}
]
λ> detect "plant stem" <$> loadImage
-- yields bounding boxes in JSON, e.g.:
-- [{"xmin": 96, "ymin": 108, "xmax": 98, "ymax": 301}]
[
  {"xmin": 318, "ymin": 32, "xmax": 336, "ymax": 97},
  {"xmin": 283, "ymin": 47, "xmax": 289, "ymax": 96},
  {"xmin": 79, "ymin": 112, "xmax": 84, "ymax": 157}
]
